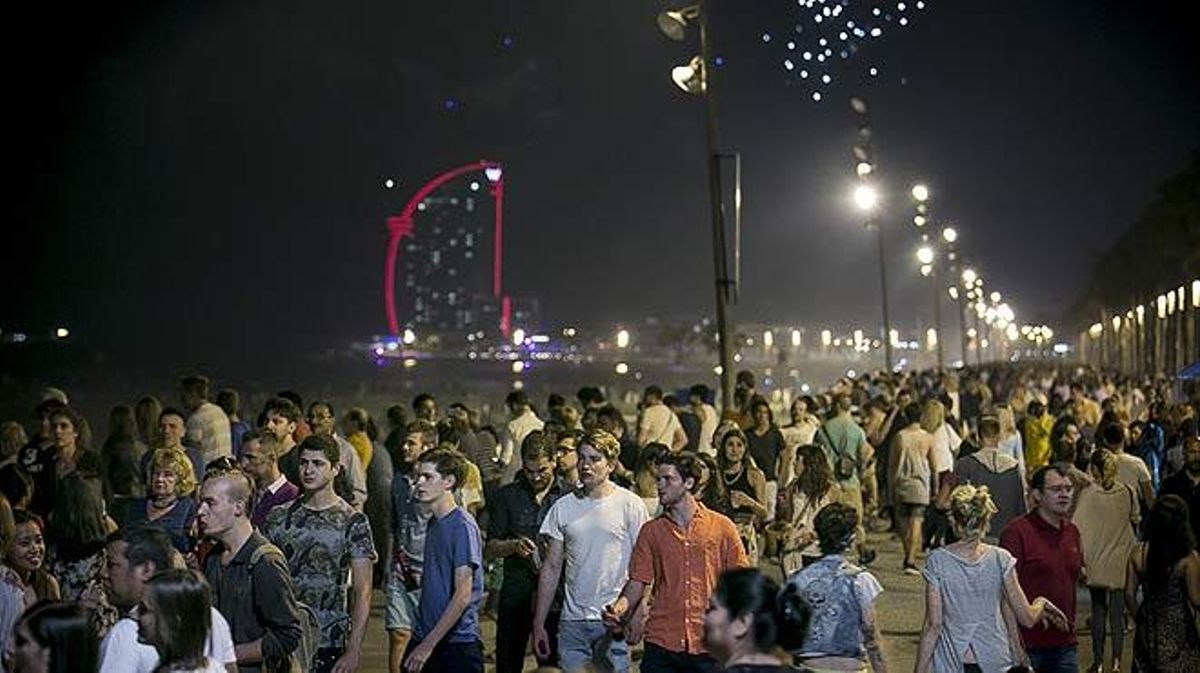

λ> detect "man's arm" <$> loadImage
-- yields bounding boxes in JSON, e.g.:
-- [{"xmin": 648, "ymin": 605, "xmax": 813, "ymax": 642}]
[
  {"xmin": 405, "ymin": 565, "xmax": 473, "ymax": 672},
  {"xmin": 532, "ymin": 538, "xmax": 563, "ymax": 629},
  {"xmin": 531, "ymin": 537, "xmax": 564, "ymax": 659},
  {"xmin": 243, "ymin": 554, "xmax": 302, "ymax": 665},
  {"xmin": 671, "ymin": 423, "xmax": 688, "ymax": 452},
  {"xmin": 333, "ymin": 558, "xmax": 373, "ymax": 673}
]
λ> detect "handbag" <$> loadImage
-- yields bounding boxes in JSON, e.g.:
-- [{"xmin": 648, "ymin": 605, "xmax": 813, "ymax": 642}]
[{"xmin": 819, "ymin": 424, "xmax": 858, "ymax": 481}]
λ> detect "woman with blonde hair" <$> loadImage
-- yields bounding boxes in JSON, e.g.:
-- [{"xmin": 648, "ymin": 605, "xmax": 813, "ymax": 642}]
[
  {"xmin": 1073, "ymin": 449, "xmax": 1138, "ymax": 672},
  {"xmin": 921, "ymin": 400, "xmax": 962, "ymax": 549},
  {"xmin": 917, "ymin": 484, "xmax": 1068, "ymax": 673},
  {"xmin": 994, "ymin": 405, "xmax": 1026, "ymax": 480},
  {"xmin": 122, "ymin": 448, "xmax": 198, "ymax": 553}
]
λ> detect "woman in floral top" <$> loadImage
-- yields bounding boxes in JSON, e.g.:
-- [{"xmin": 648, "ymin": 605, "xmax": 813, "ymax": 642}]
[{"xmin": 45, "ymin": 471, "xmax": 119, "ymax": 637}]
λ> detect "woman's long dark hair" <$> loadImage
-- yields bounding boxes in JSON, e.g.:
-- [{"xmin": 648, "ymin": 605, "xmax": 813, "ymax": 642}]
[
  {"xmin": 794, "ymin": 444, "xmax": 834, "ymax": 503},
  {"xmin": 713, "ymin": 567, "xmax": 810, "ymax": 653},
  {"xmin": 17, "ymin": 600, "xmax": 98, "ymax": 673},
  {"xmin": 1144, "ymin": 495, "xmax": 1197, "ymax": 591},
  {"xmin": 144, "ymin": 569, "xmax": 212, "ymax": 671},
  {"xmin": 45, "ymin": 472, "xmax": 110, "ymax": 561}
]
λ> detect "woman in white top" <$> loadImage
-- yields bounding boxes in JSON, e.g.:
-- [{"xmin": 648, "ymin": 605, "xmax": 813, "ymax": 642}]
[
  {"xmin": 136, "ymin": 569, "xmax": 225, "ymax": 673},
  {"xmin": 995, "ymin": 405, "xmax": 1026, "ymax": 481},
  {"xmin": 1073, "ymin": 449, "xmax": 1139, "ymax": 672},
  {"xmin": 775, "ymin": 444, "xmax": 840, "ymax": 574},
  {"xmin": 921, "ymin": 400, "xmax": 962, "ymax": 549}
]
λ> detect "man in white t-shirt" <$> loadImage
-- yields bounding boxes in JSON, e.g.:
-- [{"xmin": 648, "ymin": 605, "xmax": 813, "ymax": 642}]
[
  {"xmin": 501, "ymin": 390, "xmax": 545, "ymax": 484},
  {"xmin": 101, "ymin": 526, "xmax": 237, "ymax": 673},
  {"xmin": 181, "ymin": 375, "xmax": 233, "ymax": 468},
  {"xmin": 637, "ymin": 386, "xmax": 687, "ymax": 451},
  {"xmin": 532, "ymin": 430, "xmax": 649, "ymax": 673},
  {"xmin": 1102, "ymin": 422, "xmax": 1155, "ymax": 511},
  {"xmin": 688, "ymin": 384, "xmax": 719, "ymax": 455}
]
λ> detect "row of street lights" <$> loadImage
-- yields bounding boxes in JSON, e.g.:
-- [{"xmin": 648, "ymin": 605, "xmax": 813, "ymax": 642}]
[{"xmin": 848, "ymin": 97, "xmax": 1034, "ymax": 369}]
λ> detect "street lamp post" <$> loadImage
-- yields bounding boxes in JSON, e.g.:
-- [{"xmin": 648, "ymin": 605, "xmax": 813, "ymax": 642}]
[
  {"xmin": 658, "ymin": 2, "xmax": 736, "ymax": 411},
  {"xmin": 850, "ymin": 97, "xmax": 892, "ymax": 372},
  {"xmin": 911, "ymin": 184, "xmax": 945, "ymax": 370}
]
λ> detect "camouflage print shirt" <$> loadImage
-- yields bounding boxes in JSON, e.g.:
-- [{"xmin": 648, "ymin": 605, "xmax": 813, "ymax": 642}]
[{"xmin": 263, "ymin": 498, "xmax": 378, "ymax": 649}]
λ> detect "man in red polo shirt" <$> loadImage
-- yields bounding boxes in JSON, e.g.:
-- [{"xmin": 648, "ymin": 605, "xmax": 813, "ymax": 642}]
[
  {"xmin": 1000, "ymin": 463, "xmax": 1083, "ymax": 673},
  {"xmin": 602, "ymin": 452, "xmax": 748, "ymax": 673}
]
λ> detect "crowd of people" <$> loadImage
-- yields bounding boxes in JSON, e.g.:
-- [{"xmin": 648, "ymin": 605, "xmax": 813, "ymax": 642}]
[{"xmin": 0, "ymin": 363, "xmax": 1196, "ymax": 672}]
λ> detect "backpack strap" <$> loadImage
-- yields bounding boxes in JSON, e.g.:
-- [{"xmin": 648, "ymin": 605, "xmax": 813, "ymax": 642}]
[{"xmin": 248, "ymin": 541, "xmax": 287, "ymax": 570}]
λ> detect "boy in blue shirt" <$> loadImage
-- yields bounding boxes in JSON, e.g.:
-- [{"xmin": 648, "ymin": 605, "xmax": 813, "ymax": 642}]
[{"xmin": 404, "ymin": 449, "xmax": 484, "ymax": 673}]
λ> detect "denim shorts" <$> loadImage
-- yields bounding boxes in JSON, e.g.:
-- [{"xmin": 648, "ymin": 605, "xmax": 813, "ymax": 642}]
[
  {"xmin": 557, "ymin": 619, "xmax": 629, "ymax": 673},
  {"xmin": 385, "ymin": 571, "xmax": 421, "ymax": 632}
]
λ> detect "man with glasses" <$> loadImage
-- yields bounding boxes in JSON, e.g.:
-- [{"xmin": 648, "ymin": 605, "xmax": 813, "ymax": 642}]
[
  {"xmin": 1001, "ymin": 464, "xmax": 1083, "ymax": 673},
  {"xmin": 532, "ymin": 430, "xmax": 649, "ymax": 673}
]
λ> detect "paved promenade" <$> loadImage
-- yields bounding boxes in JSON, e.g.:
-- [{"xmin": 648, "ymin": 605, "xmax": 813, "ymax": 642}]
[{"xmin": 357, "ymin": 530, "xmax": 1123, "ymax": 671}]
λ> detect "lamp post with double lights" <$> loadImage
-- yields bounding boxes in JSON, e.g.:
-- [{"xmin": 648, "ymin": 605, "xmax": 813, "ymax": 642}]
[
  {"xmin": 656, "ymin": 3, "xmax": 738, "ymax": 410},
  {"xmin": 849, "ymin": 96, "xmax": 892, "ymax": 372}
]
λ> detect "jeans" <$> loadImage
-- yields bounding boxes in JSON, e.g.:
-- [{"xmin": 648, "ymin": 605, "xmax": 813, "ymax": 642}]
[
  {"xmin": 1088, "ymin": 587, "xmax": 1126, "ymax": 664},
  {"xmin": 558, "ymin": 619, "xmax": 629, "ymax": 673},
  {"xmin": 1028, "ymin": 644, "xmax": 1079, "ymax": 673},
  {"xmin": 639, "ymin": 642, "xmax": 721, "ymax": 673}
]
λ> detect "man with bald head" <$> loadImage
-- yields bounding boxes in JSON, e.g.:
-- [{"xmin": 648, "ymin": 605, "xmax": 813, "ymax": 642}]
[{"xmin": 199, "ymin": 470, "xmax": 303, "ymax": 673}]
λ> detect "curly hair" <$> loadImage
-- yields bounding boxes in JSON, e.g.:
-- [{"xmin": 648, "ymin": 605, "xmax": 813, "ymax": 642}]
[
  {"xmin": 948, "ymin": 484, "xmax": 998, "ymax": 542},
  {"xmin": 146, "ymin": 448, "xmax": 198, "ymax": 498}
]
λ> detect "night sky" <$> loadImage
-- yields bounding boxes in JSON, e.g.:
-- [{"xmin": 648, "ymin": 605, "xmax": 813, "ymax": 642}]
[{"xmin": 7, "ymin": 1, "xmax": 1199, "ymax": 365}]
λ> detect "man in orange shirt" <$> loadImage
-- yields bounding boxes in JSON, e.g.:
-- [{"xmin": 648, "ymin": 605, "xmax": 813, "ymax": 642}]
[{"xmin": 603, "ymin": 452, "xmax": 747, "ymax": 672}]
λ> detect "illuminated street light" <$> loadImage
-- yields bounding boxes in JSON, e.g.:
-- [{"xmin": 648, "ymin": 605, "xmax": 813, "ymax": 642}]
[
  {"xmin": 948, "ymin": 286, "xmax": 959, "ymax": 300},
  {"xmin": 656, "ymin": 5, "xmax": 700, "ymax": 41},
  {"xmin": 916, "ymin": 246, "xmax": 935, "ymax": 265},
  {"xmin": 512, "ymin": 328, "xmax": 526, "ymax": 346},
  {"xmin": 616, "ymin": 329, "xmax": 630, "ymax": 348},
  {"xmin": 990, "ymin": 291, "xmax": 1001, "ymax": 304},
  {"xmin": 853, "ymin": 184, "xmax": 879, "ymax": 211},
  {"xmin": 962, "ymin": 268, "xmax": 977, "ymax": 285},
  {"xmin": 911, "ymin": 184, "xmax": 929, "ymax": 202},
  {"xmin": 615, "ymin": 362, "xmax": 630, "ymax": 375},
  {"xmin": 855, "ymin": 161, "xmax": 873, "ymax": 177},
  {"xmin": 402, "ymin": 328, "xmax": 416, "ymax": 345},
  {"xmin": 920, "ymin": 264, "xmax": 933, "ymax": 277},
  {"xmin": 671, "ymin": 56, "xmax": 706, "ymax": 94},
  {"xmin": 55, "ymin": 327, "xmax": 70, "ymax": 339},
  {"xmin": 942, "ymin": 227, "xmax": 958, "ymax": 243}
]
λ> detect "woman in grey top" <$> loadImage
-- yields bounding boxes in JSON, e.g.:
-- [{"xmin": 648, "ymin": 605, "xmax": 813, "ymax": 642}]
[{"xmin": 916, "ymin": 485, "xmax": 1068, "ymax": 673}]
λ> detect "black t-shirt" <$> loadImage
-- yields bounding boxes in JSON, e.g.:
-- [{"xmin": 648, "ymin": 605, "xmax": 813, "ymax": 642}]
[
  {"xmin": 747, "ymin": 427, "xmax": 786, "ymax": 481},
  {"xmin": 680, "ymin": 411, "xmax": 702, "ymax": 453}
]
